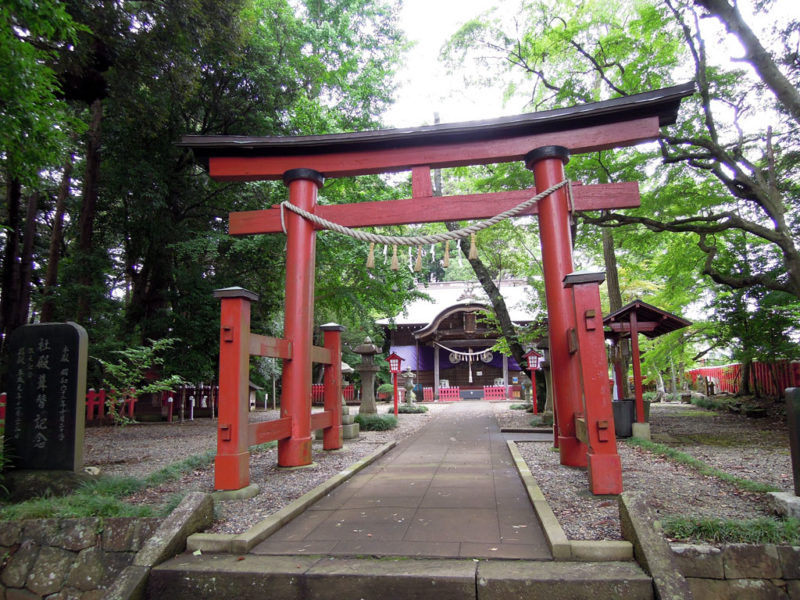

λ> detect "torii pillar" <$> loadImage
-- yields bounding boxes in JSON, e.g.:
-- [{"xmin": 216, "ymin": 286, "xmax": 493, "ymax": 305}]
[
  {"xmin": 526, "ymin": 146, "xmax": 587, "ymax": 466},
  {"xmin": 279, "ymin": 168, "xmax": 324, "ymax": 467}
]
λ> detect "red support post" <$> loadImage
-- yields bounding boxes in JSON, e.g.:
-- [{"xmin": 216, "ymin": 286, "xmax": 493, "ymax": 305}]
[
  {"xmin": 213, "ymin": 287, "xmax": 259, "ymax": 490},
  {"xmin": 565, "ymin": 272, "xmax": 623, "ymax": 495},
  {"xmin": 279, "ymin": 168, "xmax": 323, "ymax": 467},
  {"xmin": 393, "ymin": 373, "xmax": 399, "ymax": 417},
  {"xmin": 630, "ymin": 312, "xmax": 645, "ymax": 423},
  {"xmin": 531, "ymin": 373, "xmax": 538, "ymax": 415},
  {"xmin": 525, "ymin": 146, "xmax": 587, "ymax": 467},
  {"xmin": 321, "ymin": 323, "xmax": 344, "ymax": 451}
]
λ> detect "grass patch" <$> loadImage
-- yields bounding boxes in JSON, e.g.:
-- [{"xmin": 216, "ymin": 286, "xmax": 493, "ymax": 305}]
[
  {"xmin": 0, "ymin": 442, "xmax": 278, "ymax": 521},
  {"xmin": 691, "ymin": 396, "xmax": 734, "ymax": 411},
  {"xmin": 397, "ymin": 404, "xmax": 428, "ymax": 414},
  {"xmin": 663, "ymin": 515, "xmax": 800, "ymax": 545},
  {"xmin": 356, "ymin": 413, "xmax": 398, "ymax": 430},
  {"xmin": 624, "ymin": 437, "xmax": 779, "ymax": 494},
  {"xmin": 673, "ymin": 410, "xmax": 718, "ymax": 418},
  {"xmin": 509, "ymin": 403, "xmax": 532, "ymax": 411}
]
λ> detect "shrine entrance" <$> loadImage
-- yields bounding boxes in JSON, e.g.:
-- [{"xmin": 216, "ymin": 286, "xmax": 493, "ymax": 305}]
[{"xmin": 180, "ymin": 82, "xmax": 694, "ymax": 495}]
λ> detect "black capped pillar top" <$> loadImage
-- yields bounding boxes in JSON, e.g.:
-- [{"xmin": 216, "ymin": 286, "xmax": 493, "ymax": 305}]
[
  {"xmin": 524, "ymin": 145, "xmax": 571, "ymax": 170},
  {"xmin": 283, "ymin": 168, "xmax": 324, "ymax": 188}
]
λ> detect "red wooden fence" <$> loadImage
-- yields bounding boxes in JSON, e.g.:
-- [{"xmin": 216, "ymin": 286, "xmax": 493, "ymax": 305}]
[
  {"xmin": 483, "ymin": 386, "xmax": 507, "ymax": 400},
  {"xmin": 688, "ymin": 360, "xmax": 800, "ymax": 398},
  {"xmin": 439, "ymin": 387, "xmax": 461, "ymax": 401}
]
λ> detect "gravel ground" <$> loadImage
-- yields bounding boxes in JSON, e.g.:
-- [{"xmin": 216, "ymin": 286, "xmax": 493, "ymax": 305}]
[
  {"xmin": 493, "ymin": 400, "xmax": 793, "ymax": 541},
  {"xmin": 83, "ymin": 397, "xmax": 793, "ymax": 541},
  {"xmin": 84, "ymin": 404, "xmax": 449, "ymax": 534}
]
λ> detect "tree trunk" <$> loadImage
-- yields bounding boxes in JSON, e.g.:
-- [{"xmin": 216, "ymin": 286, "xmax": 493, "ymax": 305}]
[
  {"xmin": 602, "ymin": 225, "xmax": 632, "ymax": 397},
  {"xmin": 77, "ymin": 98, "xmax": 103, "ymax": 323},
  {"xmin": 446, "ymin": 223, "xmax": 531, "ymax": 380},
  {"xmin": 1, "ymin": 177, "xmax": 22, "ymax": 348},
  {"xmin": 15, "ymin": 192, "xmax": 39, "ymax": 327},
  {"xmin": 41, "ymin": 156, "xmax": 74, "ymax": 323},
  {"xmin": 740, "ymin": 359, "xmax": 752, "ymax": 396}
]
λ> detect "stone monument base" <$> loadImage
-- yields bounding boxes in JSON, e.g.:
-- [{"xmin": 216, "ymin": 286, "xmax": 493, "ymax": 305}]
[{"xmin": 3, "ymin": 469, "xmax": 98, "ymax": 502}]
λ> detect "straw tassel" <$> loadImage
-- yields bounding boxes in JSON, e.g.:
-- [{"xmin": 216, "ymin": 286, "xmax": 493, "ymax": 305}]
[
  {"xmin": 443, "ymin": 240, "xmax": 450, "ymax": 268},
  {"xmin": 390, "ymin": 245, "xmax": 399, "ymax": 270},
  {"xmin": 468, "ymin": 233, "xmax": 478, "ymax": 259},
  {"xmin": 414, "ymin": 247, "xmax": 422, "ymax": 272},
  {"xmin": 366, "ymin": 242, "xmax": 375, "ymax": 269}
]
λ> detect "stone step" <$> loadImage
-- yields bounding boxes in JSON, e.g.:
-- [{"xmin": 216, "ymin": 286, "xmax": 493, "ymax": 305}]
[{"xmin": 148, "ymin": 555, "xmax": 653, "ymax": 600}]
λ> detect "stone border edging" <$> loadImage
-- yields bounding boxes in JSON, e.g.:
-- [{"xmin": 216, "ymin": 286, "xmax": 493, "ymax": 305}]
[
  {"xmin": 506, "ymin": 439, "xmax": 633, "ymax": 562},
  {"xmin": 619, "ymin": 490, "xmax": 693, "ymax": 599},
  {"xmin": 186, "ymin": 440, "xmax": 398, "ymax": 555},
  {"xmin": 105, "ymin": 491, "xmax": 214, "ymax": 600}
]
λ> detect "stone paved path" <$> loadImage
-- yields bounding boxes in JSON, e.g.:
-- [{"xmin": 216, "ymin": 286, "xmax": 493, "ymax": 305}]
[{"xmin": 251, "ymin": 402, "xmax": 552, "ymax": 559}]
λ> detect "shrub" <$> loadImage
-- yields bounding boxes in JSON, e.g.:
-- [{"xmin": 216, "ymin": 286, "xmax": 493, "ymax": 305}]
[
  {"xmin": 376, "ymin": 383, "xmax": 395, "ymax": 400},
  {"xmin": 510, "ymin": 403, "xmax": 532, "ymax": 411},
  {"xmin": 355, "ymin": 413, "xmax": 398, "ymax": 430},
  {"xmin": 397, "ymin": 404, "xmax": 428, "ymax": 414}
]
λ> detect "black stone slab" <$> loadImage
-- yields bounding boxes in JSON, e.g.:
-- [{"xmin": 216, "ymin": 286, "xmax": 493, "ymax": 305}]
[
  {"xmin": 5, "ymin": 322, "xmax": 88, "ymax": 471},
  {"xmin": 788, "ymin": 388, "xmax": 800, "ymax": 496}
]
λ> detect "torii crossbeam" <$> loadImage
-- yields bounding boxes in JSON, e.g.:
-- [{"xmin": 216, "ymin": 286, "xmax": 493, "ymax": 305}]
[{"xmin": 180, "ymin": 83, "xmax": 694, "ymax": 494}]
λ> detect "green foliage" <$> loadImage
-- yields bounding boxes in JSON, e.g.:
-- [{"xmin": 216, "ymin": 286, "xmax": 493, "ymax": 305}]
[
  {"xmin": 397, "ymin": 404, "xmax": 428, "ymax": 414},
  {"xmin": 624, "ymin": 437, "xmax": 779, "ymax": 494},
  {"xmin": 0, "ymin": 0, "xmax": 85, "ymax": 184},
  {"xmin": 663, "ymin": 516, "xmax": 800, "ymax": 545},
  {"xmin": 510, "ymin": 403, "xmax": 532, "ymax": 411},
  {"xmin": 355, "ymin": 413, "xmax": 397, "ymax": 430},
  {"xmin": 376, "ymin": 383, "xmax": 395, "ymax": 398},
  {"xmin": 95, "ymin": 339, "xmax": 185, "ymax": 425}
]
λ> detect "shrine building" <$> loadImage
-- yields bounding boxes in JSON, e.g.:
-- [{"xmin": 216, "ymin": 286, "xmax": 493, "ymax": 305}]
[{"xmin": 379, "ymin": 279, "xmax": 535, "ymax": 400}]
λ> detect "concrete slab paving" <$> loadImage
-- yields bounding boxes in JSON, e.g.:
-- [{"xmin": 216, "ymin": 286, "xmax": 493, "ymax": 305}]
[{"xmin": 251, "ymin": 402, "xmax": 552, "ymax": 560}]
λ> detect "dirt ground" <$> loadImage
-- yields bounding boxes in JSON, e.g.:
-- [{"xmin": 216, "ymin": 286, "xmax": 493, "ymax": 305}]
[{"xmin": 82, "ymin": 395, "xmax": 795, "ymax": 540}]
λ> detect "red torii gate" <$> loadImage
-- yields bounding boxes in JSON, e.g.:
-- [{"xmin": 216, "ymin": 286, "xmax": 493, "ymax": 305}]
[{"xmin": 181, "ymin": 83, "xmax": 694, "ymax": 495}]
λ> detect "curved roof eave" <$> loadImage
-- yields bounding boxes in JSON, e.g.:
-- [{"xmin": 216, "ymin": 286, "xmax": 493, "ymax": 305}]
[{"xmin": 178, "ymin": 83, "xmax": 695, "ymax": 159}]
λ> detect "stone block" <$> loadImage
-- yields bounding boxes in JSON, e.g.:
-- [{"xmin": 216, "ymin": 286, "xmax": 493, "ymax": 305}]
[
  {"xmin": 1, "ymin": 541, "xmax": 40, "ymax": 588},
  {"xmin": 307, "ymin": 558, "xmax": 476, "ymax": 600},
  {"xmin": 0, "ymin": 523, "xmax": 21, "ymax": 547},
  {"xmin": 688, "ymin": 577, "xmax": 788, "ymax": 600},
  {"xmin": 43, "ymin": 587, "xmax": 82, "ymax": 599},
  {"xmin": 56, "ymin": 518, "xmax": 100, "ymax": 551},
  {"xmin": 105, "ymin": 565, "xmax": 150, "ymax": 600},
  {"xmin": 65, "ymin": 546, "xmax": 108, "ymax": 591},
  {"xmin": 477, "ymin": 560, "xmax": 653, "ymax": 600},
  {"xmin": 132, "ymin": 518, "xmax": 161, "ymax": 551},
  {"xmin": 134, "ymin": 492, "xmax": 213, "ymax": 568},
  {"xmin": 671, "ymin": 543, "xmax": 724, "ymax": 578},
  {"xmin": 342, "ymin": 423, "xmax": 359, "ymax": 439},
  {"xmin": 768, "ymin": 492, "xmax": 800, "ymax": 519},
  {"xmin": 342, "ymin": 413, "xmax": 355, "ymax": 425},
  {"xmin": 788, "ymin": 580, "xmax": 800, "ymax": 599},
  {"xmin": 724, "ymin": 543, "xmax": 782, "ymax": 579},
  {"xmin": 779, "ymin": 546, "xmax": 800, "ymax": 579},
  {"xmin": 25, "ymin": 545, "xmax": 75, "ymax": 596},
  {"xmin": 101, "ymin": 518, "xmax": 136, "ymax": 552},
  {"xmin": 21, "ymin": 520, "xmax": 60, "ymax": 547},
  {"xmin": 6, "ymin": 588, "xmax": 39, "ymax": 600}
]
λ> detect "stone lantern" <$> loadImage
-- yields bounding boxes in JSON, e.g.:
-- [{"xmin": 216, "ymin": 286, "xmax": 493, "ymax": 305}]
[
  {"xmin": 354, "ymin": 337, "xmax": 380, "ymax": 414},
  {"xmin": 402, "ymin": 368, "xmax": 416, "ymax": 404}
]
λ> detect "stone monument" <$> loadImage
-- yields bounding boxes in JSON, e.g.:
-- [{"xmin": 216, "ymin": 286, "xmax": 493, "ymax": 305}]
[
  {"xmin": 5, "ymin": 322, "xmax": 88, "ymax": 472},
  {"xmin": 354, "ymin": 337, "xmax": 380, "ymax": 414}
]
